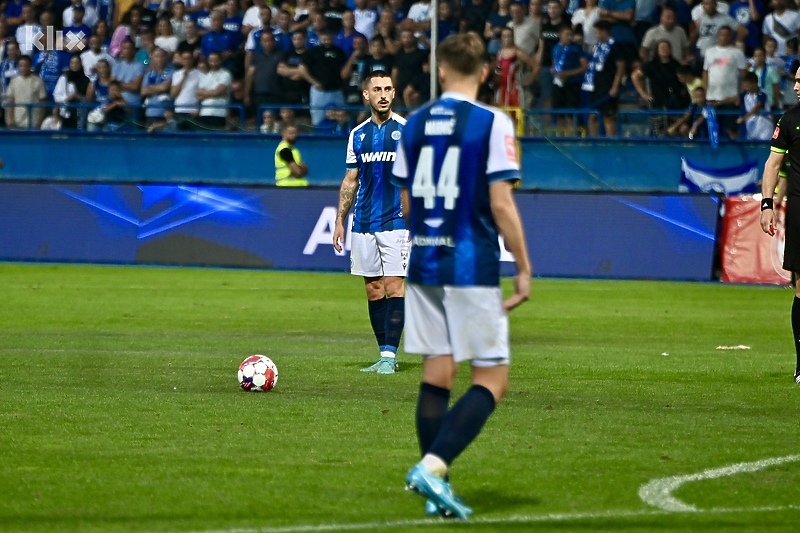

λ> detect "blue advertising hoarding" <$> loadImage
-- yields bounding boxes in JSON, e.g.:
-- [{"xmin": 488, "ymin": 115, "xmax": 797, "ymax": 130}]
[{"xmin": 0, "ymin": 183, "xmax": 720, "ymax": 280}]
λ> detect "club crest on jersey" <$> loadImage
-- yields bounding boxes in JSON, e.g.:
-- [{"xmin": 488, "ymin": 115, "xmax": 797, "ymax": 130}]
[
  {"xmin": 391, "ymin": 130, "xmax": 401, "ymax": 140},
  {"xmin": 773, "ymin": 126, "xmax": 780, "ymax": 139}
]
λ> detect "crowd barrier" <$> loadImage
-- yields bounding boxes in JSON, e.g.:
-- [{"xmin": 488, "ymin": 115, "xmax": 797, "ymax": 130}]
[{"xmin": 0, "ymin": 181, "xmax": 720, "ymax": 281}]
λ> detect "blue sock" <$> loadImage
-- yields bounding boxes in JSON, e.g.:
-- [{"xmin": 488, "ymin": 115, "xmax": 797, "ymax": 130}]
[
  {"xmin": 416, "ymin": 382, "xmax": 451, "ymax": 457},
  {"xmin": 383, "ymin": 296, "xmax": 404, "ymax": 354},
  {"xmin": 429, "ymin": 385, "xmax": 496, "ymax": 466},
  {"xmin": 368, "ymin": 298, "xmax": 387, "ymax": 351}
]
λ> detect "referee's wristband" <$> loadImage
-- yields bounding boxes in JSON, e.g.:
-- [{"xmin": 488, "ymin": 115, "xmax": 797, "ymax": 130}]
[{"xmin": 761, "ymin": 198, "xmax": 774, "ymax": 211}]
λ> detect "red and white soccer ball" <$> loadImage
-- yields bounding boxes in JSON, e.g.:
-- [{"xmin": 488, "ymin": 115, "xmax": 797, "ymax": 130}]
[{"xmin": 238, "ymin": 355, "xmax": 278, "ymax": 392}]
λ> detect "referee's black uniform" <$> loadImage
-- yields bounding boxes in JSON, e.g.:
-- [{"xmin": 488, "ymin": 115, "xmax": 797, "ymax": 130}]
[{"xmin": 771, "ymin": 106, "xmax": 800, "ymax": 271}]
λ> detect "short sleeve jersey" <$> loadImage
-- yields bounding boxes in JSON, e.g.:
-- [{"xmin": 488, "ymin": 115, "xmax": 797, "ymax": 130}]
[
  {"xmin": 345, "ymin": 113, "xmax": 407, "ymax": 234},
  {"xmin": 771, "ymin": 106, "xmax": 800, "ymax": 196},
  {"xmin": 391, "ymin": 92, "xmax": 520, "ymax": 287}
]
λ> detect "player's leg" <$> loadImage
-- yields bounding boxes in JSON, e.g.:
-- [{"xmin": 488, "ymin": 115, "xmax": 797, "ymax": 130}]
[
  {"xmin": 350, "ymin": 232, "xmax": 390, "ymax": 372},
  {"xmin": 793, "ymin": 276, "xmax": 800, "ymax": 384},
  {"xmin": 374, "ymin": 230, "xmax": 410, "ymax": 373}
]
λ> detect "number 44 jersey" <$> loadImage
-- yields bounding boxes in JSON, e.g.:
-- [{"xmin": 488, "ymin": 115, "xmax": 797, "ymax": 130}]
[{"xmin": 391, "ymin": 92, "xmax": 521, "ymax": 287}]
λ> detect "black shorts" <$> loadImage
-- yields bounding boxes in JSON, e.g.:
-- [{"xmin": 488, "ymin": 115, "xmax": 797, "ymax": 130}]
[
  {"xmin": 586, "ymin": 92, "xmax": 619, "ymax": 117},
  {"xmin": 784, "ymin": 195, "xmax": 800, "ymax": 272},
  {"xmin": 552, "ymin": 83, "xmax": 581, "ymax": 110}
]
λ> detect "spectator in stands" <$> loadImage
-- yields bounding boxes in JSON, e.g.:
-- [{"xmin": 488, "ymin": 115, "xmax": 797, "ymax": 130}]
[
  {"xmin": 703, "ymin": 25, "xmax": 747, "ymax": 139},
  {"xmin": 245, "ymin": 31, "xmax": 286, "ymax": 112},
  {"xmin": 751, "ymin": 46, "xmax": 781, "ymax": 110},
  {"xmin": 275, "ymin": 10, "xmax": 295, "ymax": 53},
  {"xmin": 192, "ymin": 0, "xmax": 217, "ymax": 33},
  {"xmin": 4, "ymin": 0, "xmax": 27, "ymax": 35},
  {"xmin": 550, "ymin": 25, "xmax": 587, "ymax": 135},
  {"xmin": 485, "ymin": 0, "xmax": 512, "ymax": 55},
  {"xmin": 462, "ymin": 0, "xmax": 491, "ymax": 35},
  {"xmin": 5, "ymin": 55, "xmax": 47, "ymax": 128},
  {"xmin": 41, "ymin": 106, "xmax": 63, "ymax": 130},
  {"xmin": 1, "ymin": 41, "xmax": 21, "ymax": 127},
  {"xmin": 15, "ymin": 4, "xmax": 42, "ymax": 57},
  {"xmin": 155, "ymin": 17, "xmax": 179, "ymax": 55},
  {"xmin": 64, "ymin": 0, "xmax": 99, "ymax": 29},
  {"xmin": 110, "ymin": 6, "xmax": 145, "ymax": 57},
  {"xmin": 537, "ymin": 0, "xmax": 571, "ymax": 115},
  {"xmin": 171, "ymin": 1, "xmax": 189, "ymax": 41},
  {"xmin": 260, "ymin": 108, "xmax": 280, "ymax": 133},
  {"xmin": 335, "ymin": 10, "xmax": 366, "ymax": 56},
  {"xmin": 782, "ymin": 37, "xmax": 800, "ymax": 107},
  {"xmin": 387, "ymin": 0, "xmax": 408, "ymax": 25},
  {"xmin": 762, "ymin": 0, "xmax": 800, "ymax": 56},
  {"xmin": 274, "ymin": 123, "xmax": 309, "ymax": 186},
  {"xmin": 93, "ymin": 20, "xmax": 111, "ymax": 50},
  {"xmin": 34, "ymin": 46, "xmax": 71, "ymax": 101},
  {"xmin": 632, "ymin": 40, "xmax": 689, "ymax": 136},
  {"xmin": 223, "ymin": 0, "xmax": 244, "ymax": 39},
  {"xmin": 342, "ymin": 33, "xmax": 370, "ymax": 104},
  {"xmin": 634, "ymin": 0, "xmax": 659, "ymax": 43},
  {"xmin": 293, "ymin": 0, "xmax": 316, "ymax": 33},
  {"xmin": 582, "ymin": 20, "xmax": 625, "ymax": 136},
  {"xmin": 364, "ymin": 35, "xmax": 394, "ymax": 74},
  {"xmin": 298, "ymin": 30, "xmax": 346, "ymax": 125},
  {"xmin": 242, "ymin": 0, "xmax": 268, "ymax": 36},
  {"xmin": 495, "ymin": 26, "xmax": 536, "ymax": 107},
  {"xmin": 278, "ymin": 30, "xmax": 312, "ymax": 112},
  {"xmin": 737, "ymin": 70, "xmax": 773, "ymax": 139},
  {"xmin": 177, "ymin": 19, "xmax": 202, "ymax": 63},
  {"xmin": 96, "ymin": 80, "xmax": 131, "ymax": 131},
  {"xmin": 315, "ymin": 104, "xmax": 352, "ymax": 135},
  {"xmin": 0, "ymin": 20, "xmax": 11, "ymax": 62},
  {"xmin": 196, "ymin": 50, "xmax": 231, "ymax": 129},
  {"xmin": 640, "ymin": 7, "xmax": 689, "ymax": 63},
  {"xmin": 353, "ymin": 0, "xmax": 378, "ymax": 40},
  {"xmin": 730, "ymin": 0, "xmax": 762, "ymax": 56},
  {"xmin": 146, "ymin": 106, "xmax": 179, "ymax": 132},
  {"xmin": 64, "ymin": 5, "xmax": 92, "ymax": 53},
  {"xmin": 132, "ymin": 0, "xmax": 159, "ymax": 29},
  {"xmin": 53, "ymin": 54, "xmax": 91, "ymax": 129},
  {"xmin": 142, "ymin": 47, "xmax": 174, "ymax": 125},
  {"xmin": 86, "ymin": 58, "xmax": 113, "ymax": 120},
  {"xmin": 112, "ymin": 39, "xmax": 145, "ymax": 113},
  {"xmin": 135, "ymin": 29, "xmax": 157, "ymax": 65},
  {"xmin": 691, "ymin": 0, "xmax": 744, "ymax": 59},
  {"xmin": 667, "ymin": 86, "xmax": 714, "ymax": 139},
  {"xmin": 307, "ymin": 10, "xmax": 328, "ymax": 47},
  {"xmin": 677, "ymin": 63, "xmax": 704, "ymax": 100},
  {"xmin": 509, "ymin": 0, "xmax": 540, "ymax": 56},
  {"xmin": 201, "ymin": 9, "xmax": 239, "ymax": 62},
  {"xmin": 597, "ymin": 0, "xmax": 637, "ymax": 67},
  {"xmin": 392, "ymin": 29, "xmax": 427, "ymax": 107},
  {"xmin": 419, "ymin": 0, "xmax": 457, "ymax": 48},
  {"xmin": 400, "ymin": 0, "xmax": 432, "ymax": 40},
  {"xmin": 324, "ymin": 0, "xmax": 348, "ymax": 34},
  {"xmin": 81, "ymin": 35, "xmax": 115, "ymax": 82},
  {"xmin": 374, "ymin": 8, "xmax": 400, "ymax": 54},
  {"xmin": 170, "ymin": 50, "xmax": 202, "ymax": 128}
]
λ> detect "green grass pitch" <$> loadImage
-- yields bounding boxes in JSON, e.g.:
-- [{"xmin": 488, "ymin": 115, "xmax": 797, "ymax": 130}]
[{"xmin": 0, "ymin": 263, "xmax": 798, "ymax": 533}]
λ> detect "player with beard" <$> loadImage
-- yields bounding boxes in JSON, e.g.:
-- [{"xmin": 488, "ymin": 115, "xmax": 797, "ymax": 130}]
[{"xmin": 333, "ymin": 70, "xmax": 409, "ymax": 375}]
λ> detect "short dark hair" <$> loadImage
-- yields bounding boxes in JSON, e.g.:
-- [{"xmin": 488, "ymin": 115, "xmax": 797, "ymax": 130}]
[
  {"xmin": 743, "ymin": 71, "xmax": 759, "ymax": 85},
  {"xmin": 363, "ymin": 69, "xmax": 393, "ymax": 89},
  {"xmin": 18, "ymin": 54, "xmax": 33, "ymax": 64},
  {"xmin": 593, "ymin": 20, "xmax": 612, "ymax": 32}
]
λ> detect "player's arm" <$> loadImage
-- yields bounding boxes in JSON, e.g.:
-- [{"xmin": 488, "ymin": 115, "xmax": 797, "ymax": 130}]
[
  {"xmin": 761, "ymin": 149, "xmax": 785, "ymax": 236},
  {"xmin": 490, "ymin": 180, "xmax": 531, "ymax": 312},
  {"xmin": 333, "ymin": 168, "xmax": 359, "ymax": 252}
]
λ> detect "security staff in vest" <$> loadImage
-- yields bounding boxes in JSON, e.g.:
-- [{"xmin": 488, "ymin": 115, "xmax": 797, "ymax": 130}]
[{"xmin": 274, "ymin": 124, "xmax": 309, "ymax": 186}]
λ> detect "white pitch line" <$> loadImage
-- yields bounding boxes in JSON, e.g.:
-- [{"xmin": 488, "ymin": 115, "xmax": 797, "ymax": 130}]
[
  {"xmin": 638, "ymin": 454, "xmax": 800, "ymax": 512},
  {"xmin": 187, "ymin": 504, "xmax": 800, "ymax": 533}
]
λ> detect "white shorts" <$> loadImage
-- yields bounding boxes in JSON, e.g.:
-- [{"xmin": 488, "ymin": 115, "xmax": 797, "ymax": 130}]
[
  {"xmin": 350, "ymin": 230, "xmax": 410, "ymax": 278},
  {"xmin": 404, "ymin": 284, "xmax": 510, "ymax": 367}
]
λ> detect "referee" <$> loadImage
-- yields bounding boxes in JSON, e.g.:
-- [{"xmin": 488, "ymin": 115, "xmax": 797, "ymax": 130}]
[{"xmin": 760, "ymin": 68, "xmax": 800, "ymax": 385}]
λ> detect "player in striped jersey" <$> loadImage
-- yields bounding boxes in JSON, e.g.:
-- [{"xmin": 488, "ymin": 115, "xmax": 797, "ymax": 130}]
[
  {"xmin": 392, "ymin": 33, "xmax": 531, "ymax": 519},
  {"xmin": 333, "ymin": 70, "xmax": 410, "ymax": 375}
]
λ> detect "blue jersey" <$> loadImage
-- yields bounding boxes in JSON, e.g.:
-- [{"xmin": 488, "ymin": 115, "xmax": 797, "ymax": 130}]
[
  {"xmin": 346, "ymin": 113, "xmax": 407, "ymax": 234},
  {"xmin": 391, "ymin": 92, "xmax": 520, "ymax": 287}
]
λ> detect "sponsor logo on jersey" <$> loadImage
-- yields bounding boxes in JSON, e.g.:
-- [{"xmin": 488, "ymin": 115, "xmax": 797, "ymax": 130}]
[
  {"xmin": 773, "ymin": 126, "xmax": 780, "ymax": 139},
  {"xmin": 412, "ymin": 235, "xmax": 456, "ymax": 247},
  {"xmin": 360, "ymin": 151, "xmax": 396, "ymax": 163}
]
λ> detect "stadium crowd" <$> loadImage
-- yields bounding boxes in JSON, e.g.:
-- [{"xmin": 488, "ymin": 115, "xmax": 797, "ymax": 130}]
[{"xmin": 1, "ymin": 0, "xmax": 800, "ymax": 138}]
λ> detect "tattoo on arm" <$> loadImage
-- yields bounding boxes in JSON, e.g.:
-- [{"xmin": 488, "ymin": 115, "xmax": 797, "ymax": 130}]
[{"xmin": 338, "ymin": 177, "xmax": 357, "ymax": 222}]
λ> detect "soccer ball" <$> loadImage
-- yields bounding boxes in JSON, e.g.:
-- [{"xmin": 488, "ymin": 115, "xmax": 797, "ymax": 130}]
[{"xmin": 238, "ymin": 355, "xmax": 278, "ymax": 392}]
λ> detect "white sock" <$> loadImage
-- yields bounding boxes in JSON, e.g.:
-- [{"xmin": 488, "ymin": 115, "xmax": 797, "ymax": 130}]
[
  {"xmin": 380, "ymin": 351, "xmax": 396, "ymax": 360},
  {"xmin": 420, "ymin": 454, "xmax": 448, "ymax": 478}
]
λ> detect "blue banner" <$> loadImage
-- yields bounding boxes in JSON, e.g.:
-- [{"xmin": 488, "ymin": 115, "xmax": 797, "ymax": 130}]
[
  {"xmin": 0, "ymin": 183, "xmax": 720, "ymax": 280},
  {"xmin": 678, "ymin": 158, "xmax": 759, "ymax": 195}
]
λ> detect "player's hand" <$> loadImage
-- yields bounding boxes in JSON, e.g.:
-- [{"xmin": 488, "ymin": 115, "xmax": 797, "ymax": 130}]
[
  {"xmin": 760, "ymin": 209, "xmax": 775, "ymax": 236},
  {"xmin": 332, "ymin": 223, "xmax": 345, "ymax": 253},
  {"xmin": 503, "ymin": 272, "xmax": 530, "ymax": 312}
]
